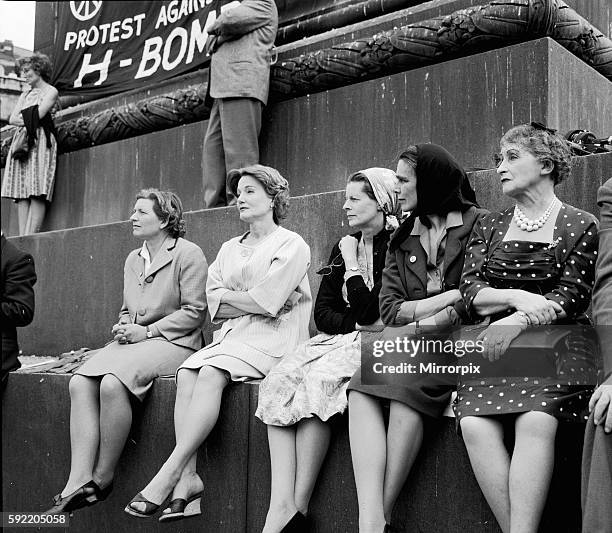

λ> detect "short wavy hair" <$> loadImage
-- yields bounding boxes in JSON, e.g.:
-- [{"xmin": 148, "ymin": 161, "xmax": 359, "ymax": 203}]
[
  {"xmin": 136, "ymin": 188, "xmax": 185, "ymax": 238},
  {"xmin": 19, "ymin": 53, "xmax": 53, "ymax": 83},
  {"xmin": 500, "ymin": 124, "xmax": 572, "ymax": 185},
  {"xmin": 228, "ymin": 164, "xmax": 290, "ymax": 224}
]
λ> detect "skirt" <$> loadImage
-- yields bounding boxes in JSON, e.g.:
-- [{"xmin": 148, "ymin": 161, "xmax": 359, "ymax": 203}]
[
  {"xmin": 346, "ymin": 329, "xmax": 457, "ymax": 418},
  {"xmin": 255, "ymin": 331, "xmax": 361, "ymax": 426},
  {"xmin": 179, "ymin": 354, "xmax": 264, "ymax": 382},
  {"xmin": 76, "ymin": 338, "xmax": 193, "ymax": 401},
  {"xmin": 1, "ymin": 127, "xmax": 57, "ymax": 201},
  {"xmin": 453, "ymin": 329, "xmax": 598, "ymax": 423}
]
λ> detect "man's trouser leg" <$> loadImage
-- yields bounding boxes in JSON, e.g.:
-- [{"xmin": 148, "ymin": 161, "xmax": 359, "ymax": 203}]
[
  {"xmin": 202, "ymin": 99, "xmax": 226, "ymax": 208},
  {"xmin": 219, "ymin": 98, "xmax": 263, "ymax": 205},
  {"xmin": 582, "ymin": 412, "xmax": 612, "ymax": 533}
]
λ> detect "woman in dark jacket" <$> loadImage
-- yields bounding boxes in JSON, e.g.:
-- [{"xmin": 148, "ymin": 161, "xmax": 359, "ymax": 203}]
[
  {"xmin": 347, "ymin": 144, "xmax": 485, "ymax": 533},
  {"xmin": 255, "ymin": 168, "xmax": 401, "ymax": 532}
]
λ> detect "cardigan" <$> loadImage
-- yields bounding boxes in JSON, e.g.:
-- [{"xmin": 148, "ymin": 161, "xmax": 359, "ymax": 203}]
[{"xmin": 314, "ymin": 229, "xmax": 391, "ymax": 335}]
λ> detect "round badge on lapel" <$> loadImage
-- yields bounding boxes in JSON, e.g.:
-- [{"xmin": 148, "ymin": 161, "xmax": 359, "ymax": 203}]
[{"xmin": 409, "ymin": 255, "xmax": 417, "ymax": 263}]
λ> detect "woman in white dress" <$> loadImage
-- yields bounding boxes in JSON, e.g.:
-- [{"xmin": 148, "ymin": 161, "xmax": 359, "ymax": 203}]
[{"xmin": 125, "ymin": 164, "xmax": 312, "ymax": 521}]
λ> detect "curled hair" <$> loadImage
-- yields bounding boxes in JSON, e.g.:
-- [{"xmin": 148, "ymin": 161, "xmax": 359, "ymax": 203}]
[
  {"xmin": 136, "ymin": 188, "xmax": 186, "ymax": 238},
  {"xmin": 19, "ymin": 53, "xmax": 53, "ymax": 82},
  {"xmin": 228, "ymin": 164, "xmax": 290, "ymax": 224},
  {"xmin": 347, "ymin": 172, "xmax": 376, "ymax": 202},
  {"xmin": 398, "ymin": 146, "xmax": 418, "ymax": 168},
  {"xmin": 500, "ymin": 124, "xmax": 572, "ymax": 185}
]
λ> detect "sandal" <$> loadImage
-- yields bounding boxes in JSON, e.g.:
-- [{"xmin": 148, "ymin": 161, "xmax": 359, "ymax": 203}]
[
  {"xmin": 43, "ymin": 481, "xmax": 97, "ymax": 514},
  {"xmin": 124, "ymin": 492, "xmax": 162, "ymax": 518},
  {"xmin": 158, "ymin": 491, "xmax": 203, "ymax": 522}
]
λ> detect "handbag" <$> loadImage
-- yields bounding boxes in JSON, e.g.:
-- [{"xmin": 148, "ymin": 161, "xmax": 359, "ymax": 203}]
[
  {"xmin": 456, "ymin": 323, "xmax": 576, "ymax": 378},
  {"xmin": 10, "ymin": 127, "xmax": 29, "ymax": 161}
]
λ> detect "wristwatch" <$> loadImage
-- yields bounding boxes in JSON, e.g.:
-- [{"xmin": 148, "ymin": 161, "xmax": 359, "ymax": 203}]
[{"xmin": 146, "ymin": 326, "xmax": 153, "ymax": 339}]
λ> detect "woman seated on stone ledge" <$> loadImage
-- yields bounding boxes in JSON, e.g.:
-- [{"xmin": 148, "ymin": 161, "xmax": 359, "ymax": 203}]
[
  {"xmin": 44, "ymin": 189, "xmax": 208, "ymax": 514},
  {"xmin": 454, "ymin": 123, "xmax": 599, "ymax": 533},
  {"xmin": 347, "ymin": 144, "xmax": 484, "ymax": 533},
  {"xmin": 255, "ymin": 167, "xmax": 401, "ymax": 532},
  {"xmin": 125, "ymin": 165, "xmax": 312, "ymax": 522}
]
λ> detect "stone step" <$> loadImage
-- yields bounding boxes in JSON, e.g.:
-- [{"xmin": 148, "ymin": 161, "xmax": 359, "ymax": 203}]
[
  {"xmin": 6, "ymin": 151, "xmax": 612, "ymax": 358},
  {"xmin": 3, "ymin": 37, "xmax": 611, "ymax": 235},
  {"xmin": 1, "ymin": 373, "xmax": 585, "ymax": 532}
]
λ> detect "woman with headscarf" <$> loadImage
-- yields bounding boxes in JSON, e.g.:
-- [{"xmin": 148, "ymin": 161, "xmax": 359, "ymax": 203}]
[
  {"xmin": 347, "ymin": 144, "xmax": 485, "ymax": 533},
  {"xmin": 255, "ymin": 168, "xmax": 401, "ymax": 532}
]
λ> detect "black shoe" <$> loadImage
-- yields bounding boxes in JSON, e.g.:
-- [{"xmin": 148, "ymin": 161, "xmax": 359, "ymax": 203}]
[
  {"xmin": 87, "ymin": 480, "xmax": 114, "ymax": 504},
  {"xmin": 280, "ymin": 512, "xmax": 308, "ymax": 533},
  {"xmin": 43, "ymin": 481, "xmax": 97, "ymax": 514}
]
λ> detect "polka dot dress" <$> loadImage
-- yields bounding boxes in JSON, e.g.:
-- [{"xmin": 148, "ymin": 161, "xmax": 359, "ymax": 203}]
[{"xmin": 454, "ymin": 206, "xmax": 599, "ymax": 423}]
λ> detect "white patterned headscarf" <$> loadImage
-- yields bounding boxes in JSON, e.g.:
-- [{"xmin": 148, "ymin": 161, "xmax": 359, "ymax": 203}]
[{"xmin": 359, "ymin": 167, "xmax": 401, "ymax": 230}]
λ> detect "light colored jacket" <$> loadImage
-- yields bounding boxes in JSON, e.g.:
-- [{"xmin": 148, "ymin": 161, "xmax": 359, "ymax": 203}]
[
  {"xmin": 121, "ymin": 237, "xmax": 208, "ymax": 351},
  {"xmin": 208, "ymin": 0, "xmax": 278, "ymax": 105}
]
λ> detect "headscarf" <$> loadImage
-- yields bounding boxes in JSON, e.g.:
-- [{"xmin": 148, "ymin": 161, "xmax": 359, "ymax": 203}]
[
  {"xmin": 389, "ymin": 143, "xmax": 479, "ymax": 251},
  {"xmin": 358, "ymin": 167, "xmax": 402, "ymax": 230}
]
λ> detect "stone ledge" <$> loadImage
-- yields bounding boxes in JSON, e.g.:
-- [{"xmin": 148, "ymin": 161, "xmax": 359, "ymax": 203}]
[{"xmin": 2, "ymin": 373, "xmax": 585, "ymax": 532}]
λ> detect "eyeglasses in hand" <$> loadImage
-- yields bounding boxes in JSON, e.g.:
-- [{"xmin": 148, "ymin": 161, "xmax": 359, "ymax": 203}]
[{"xmin": 316, "ymin": 252, "xmax": 344, "ymax": 276}]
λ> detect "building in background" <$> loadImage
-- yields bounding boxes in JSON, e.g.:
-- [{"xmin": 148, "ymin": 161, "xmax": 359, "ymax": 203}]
[{"xmin": 0, "ymin": 40, "xmax": 30, "ymax": 128}]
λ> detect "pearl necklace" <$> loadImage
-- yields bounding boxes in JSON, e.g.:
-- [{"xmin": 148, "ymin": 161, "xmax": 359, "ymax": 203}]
[{"xmin": 513, "ymin": 197, "xmax": 558, "ymax": 232}]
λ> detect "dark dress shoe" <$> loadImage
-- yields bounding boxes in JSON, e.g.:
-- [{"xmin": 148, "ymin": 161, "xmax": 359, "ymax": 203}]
[
  {"xmin": 43, "ymin": 481, "xmax": 97, "ymax": 514},
  {"xmin": 280, "ymin": 511, "xmax": 308, "ymax": 533},
  {"xmin": 90, "ymin": 480, "xmax": 113, "ymax": 503}
]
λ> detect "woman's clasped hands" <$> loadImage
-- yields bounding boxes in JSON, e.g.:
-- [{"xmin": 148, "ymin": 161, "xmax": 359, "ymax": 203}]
[
  {"xmin": 509, "ymin": 290, "xmax": 563, "ymax": 325},
  {"xmin": 112, "ymin": 320, "xmax": 147, "ymax": 344}
]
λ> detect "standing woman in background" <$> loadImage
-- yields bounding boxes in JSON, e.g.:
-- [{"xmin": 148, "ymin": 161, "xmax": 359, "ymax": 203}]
[{"xmin": 1, "ymin": 53, "xmax": 59, "ymax": 235}]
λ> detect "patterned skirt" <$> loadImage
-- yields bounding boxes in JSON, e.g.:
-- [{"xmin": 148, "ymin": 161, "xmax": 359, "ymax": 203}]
[
  {"xmin": 255, "ymin": 331, "xmax": 361, "ymax": 426},
  {"xmin": 1, "ymin": 127, "xmax": 57, "ymax": 201}
]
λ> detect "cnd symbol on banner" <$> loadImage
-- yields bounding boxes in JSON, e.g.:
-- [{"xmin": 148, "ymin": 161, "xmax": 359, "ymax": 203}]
[{"xmin": 70, "ymin": 1, "xmax": 103, "ymax": 22}]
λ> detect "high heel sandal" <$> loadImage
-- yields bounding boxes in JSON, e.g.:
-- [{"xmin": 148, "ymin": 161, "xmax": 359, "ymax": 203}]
[
  {"xmin": 158, "ymin": 491, "xmax": 203, "ymax": 522},
  {"xmin": 124, "ymin": 492, "xmax": 163, "ymax": 518},
  {"xmin": 280, "ymin": 511, "xmax": 308, "ymax": 533},
  {"xmin": 43, "ymin": 481, "xmax": 97, "ymax": 514}
]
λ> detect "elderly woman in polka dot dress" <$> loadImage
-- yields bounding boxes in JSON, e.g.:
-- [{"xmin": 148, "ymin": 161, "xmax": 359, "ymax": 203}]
[{"xmin": 454, "ymin": 123, "xmax": 599, "ymax": 533}]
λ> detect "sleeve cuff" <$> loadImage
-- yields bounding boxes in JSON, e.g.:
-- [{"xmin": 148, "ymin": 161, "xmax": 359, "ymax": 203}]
[
  {"xmin": 345, "ymin": 275, "xmax": 367, "ymax": 292},
  {"xmin": 208, "ymin": 288, "xmax": 231, "ymax": 321},
  {"xmin": 247, "ymin": 286, "xmax": 280, "ymax": 316}
]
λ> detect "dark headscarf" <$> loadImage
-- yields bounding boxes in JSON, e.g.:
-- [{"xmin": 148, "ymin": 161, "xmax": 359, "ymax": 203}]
[{"xmin": 389, "ymin": 143, "xmax": 478, "ymax": 251}]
